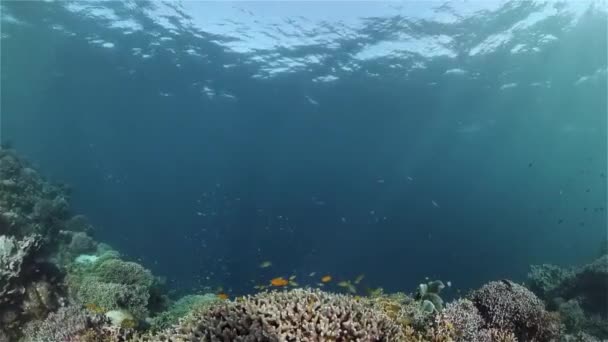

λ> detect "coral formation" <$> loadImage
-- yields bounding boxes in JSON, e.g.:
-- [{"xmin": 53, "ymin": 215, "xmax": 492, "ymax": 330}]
[
  {"xmin": 470, "ymin": 280, "xmax": 560, "ymax": 341},
  {"xmin": 160, "ymin": 288, "xmax": 405, "ymax": 341},
  {"xmin": 529, "ymin": 255, "xmax": 608, "ymax": 339},
  {"xmin": 1, "ymin": 148, "xmax": 605, "ymax": 341},
  {"xmin": 148, "ymin": 294, "xmax": 219, "ymax": 332},
  {"xmin": 0, "ymin": 149, "xmax": 166, "ymax": 340}
]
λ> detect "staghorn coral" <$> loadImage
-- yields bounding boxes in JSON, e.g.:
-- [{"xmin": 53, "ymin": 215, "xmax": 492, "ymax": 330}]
[
  {"xmin": 370, "ymin": 292, "xmax": 434, "ymax": 332},
  {"xmin": 21, "ymin": 305, "xmax": 90, "ymax": 342},
  {"xmin": 434, "ymin": 299, "xmax": 484, "ymax": 342},
  {"xmin": 160, "ymin": 288, "xmax": 405, "ymax": 341},
  {"xmin": 21, "ymin": 304, "xmax": 136, "ymax": 342},
  {"xmin": 470, "ymin": 280, "xmax": 560, "ymax": 342}
]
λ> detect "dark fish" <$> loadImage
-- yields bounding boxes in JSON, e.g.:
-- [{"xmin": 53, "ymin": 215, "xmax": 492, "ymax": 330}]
[
  {"xmin": 586, "ymin": 188, "xmax": 591, "ymax": 193},
  {"xmin": 528, "ymin": 162, "xmax": 534, "ymax": 168},
  {"xmin": 558, "ymin": 219, "xmax": 564, "ymax": 224},
  {"xmin": 584, "ymin": 208, "xmax": 587, "ymax": 211}
]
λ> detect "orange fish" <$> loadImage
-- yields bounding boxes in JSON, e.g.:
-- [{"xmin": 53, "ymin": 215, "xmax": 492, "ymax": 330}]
[
  {"xmin": 321, "ymin": 275, "xmax": 332, "ymax": 283},
  {"xmin": 270, "ymin": 277, "xmax": 289, "ymax": 287},
  {"xmin": 217, "ymin": 293, "xmax": 229, "ymax": 300}
]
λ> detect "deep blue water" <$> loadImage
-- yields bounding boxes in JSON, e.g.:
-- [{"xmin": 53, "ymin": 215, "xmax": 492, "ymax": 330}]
[{"xmin": 1, "ymin": 1, "xmax": 606, "ymax": 297}]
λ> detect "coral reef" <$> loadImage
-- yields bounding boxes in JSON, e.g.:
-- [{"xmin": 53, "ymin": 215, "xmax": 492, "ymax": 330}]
[
  {"xmin": 156, "ymin": 288, "xmax": 405, "ymax": 341},
  {"xmin": 529, "ymin": 255, "xmax": 608, "ymax": 339},
  {"xmin": 148, "ymin": 294, "xmax": 219, "ymax": 332},
  {"xmin": 0, "ymin": 149, "xmax": 166, "ymax": 340},
  {"xmin": 2, "ymin": 148, "xmax": 606, "ymax": 341},
  {"xmin": 470, "ymin": 280, "xmax": 560, "ymax": 341}
]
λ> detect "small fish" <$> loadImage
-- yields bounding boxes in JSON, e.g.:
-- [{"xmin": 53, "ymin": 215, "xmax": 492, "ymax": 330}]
[
  {"xmin": 432, "ymin": 200, "xmax": 440, "ymax": 208},
  {"xmin": 217, "ymin": 293, "xmax": 229, "ymax": 300},
  {"xmin": 259, "ymin": 261, "xmax": 272, "ymax": 268},
  {"xmin": 270, "ymin": 277, "xmax": 289, "ymax": 287},
  {"xmin": 289, "ymin": 275, "xmax": 297, "ymax": 281},
  {"xmin": 528, "ymin": 162, "xmax": 533, "ymax": 168},
  {"xmin": 558, "ymin": 219, "xmax": 563, "ymax": 224},
  {"xmin": 289, "ymin": 281, "xmax": 299, "ymax": 287},
  {"xmin": 321, "ymin": 275, "xmax": 332, "ymax": 283},
  {"xmin": 354, "ymin": 274, "xmax": 365, "ymax": 284},
  {"xmin": 309, "ymin": 272, "xmax": 316, "ymax": 277},
  {"xmin": 317, "ymin": 283, "xmax": 325, "ymax": 287},
  {"xmin": 337, "ymin": 281, "xmax": 357, "ymax": 294},
  {"xmin": 377, "ymin": 179, "xmax": 385, "ymax": 184},
  {"xmin": 446, "ymin": 281, "xmax": 452, "ymax": 287},
  {"xmin": 407, "ymin": 176, "xmax": 414, "ymax": 181}
]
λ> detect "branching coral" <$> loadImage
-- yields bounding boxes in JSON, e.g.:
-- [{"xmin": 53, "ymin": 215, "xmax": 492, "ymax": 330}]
[
  {"xmin": 160, "ymin": 288, "xmax": 405, "ymax": 341},
  {"xmin": 470, "ymin": 280, "xmax": 560, "ymax": 341}
]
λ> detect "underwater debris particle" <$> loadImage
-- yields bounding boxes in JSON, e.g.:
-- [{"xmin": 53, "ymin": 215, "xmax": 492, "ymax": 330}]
[{"xmin": 432, "ymin": 200, "xmax": 440, "ymax": 208}]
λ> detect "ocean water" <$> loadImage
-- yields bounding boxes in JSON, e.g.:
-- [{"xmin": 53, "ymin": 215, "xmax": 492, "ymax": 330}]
[{"xmin": 1, "ymin": 1, "xmax": 606, "ymax": 298}]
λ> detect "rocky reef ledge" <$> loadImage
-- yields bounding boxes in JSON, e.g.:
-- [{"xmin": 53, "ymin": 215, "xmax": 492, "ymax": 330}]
[{"xmin": 1, "ymin": 148, "xmax": 606, "ymax": 342}]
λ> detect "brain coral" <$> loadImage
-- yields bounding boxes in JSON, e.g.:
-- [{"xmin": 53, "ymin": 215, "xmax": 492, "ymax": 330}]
[{"xmin": 163, "ymin": 288, "xmax": 404, "ymax": 342}]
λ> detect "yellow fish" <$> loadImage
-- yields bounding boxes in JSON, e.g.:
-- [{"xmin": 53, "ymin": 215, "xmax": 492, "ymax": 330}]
[{"xmin": 321, "ymin": 275, "xmax": 332, "ymax": 283}]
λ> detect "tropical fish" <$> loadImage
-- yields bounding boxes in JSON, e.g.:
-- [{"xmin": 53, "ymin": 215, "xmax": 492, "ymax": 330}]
[
  {"xmin": 259, "ymin": 261, "xmax": 272, "ymax": 268},
  {"xmin": 270, "ymin": 277, "xmax": 289, "ymax": 287},
  {"xmin": 217, "ymin": 293, "xmax": 229, "ymax": 300},
  {"xmin": 354, "ymin": 274, "xmax": 365, "ymax": 284},
  {"xmin": 321, "ymin": 275, "xmax": 332, "ymax": 283},
  {"xmin": 337, "ymin": 281, "xmax": 356, "ymax": 294},
  {"xmin": 289, "ymin": 275, "xmax": 297, "ymax": 281},
  {"xmin": 309, "ymin": 272, "xmax": 316, "ymax": 277}
]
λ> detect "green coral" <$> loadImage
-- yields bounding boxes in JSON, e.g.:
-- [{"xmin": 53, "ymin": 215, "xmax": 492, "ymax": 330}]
[
  {"xmin": 66, "ymin": 253, "xmax": 161, "ymax": 321},
  {"xmin": 94, "ymin": 259, "xmax": 153, "ymax": 287},
  {"xmin": 148, "ymin": 294, "xmax": 219, "ymax": 331},
  {"xmin": 75, "ymin": 276, "xmax": 150, "ymax": 319}
]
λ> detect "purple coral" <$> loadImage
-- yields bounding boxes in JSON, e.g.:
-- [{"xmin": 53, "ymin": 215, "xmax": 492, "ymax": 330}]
[
  {"xmin": 166, "ymin": 288, "xmax": 404, "ymax": 341},
  {"xmin": 470, "ymin": 280, "xmax": 560, "ymax": 341}
]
